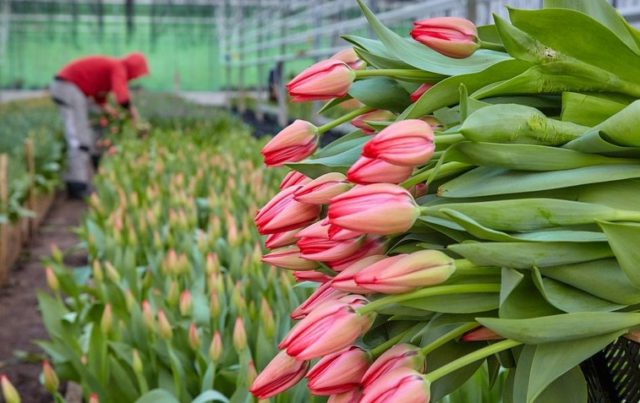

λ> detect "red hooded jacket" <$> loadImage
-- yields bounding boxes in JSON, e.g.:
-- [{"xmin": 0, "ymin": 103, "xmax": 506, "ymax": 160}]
[{"xmin": 57, "ymin": 53, "xmax": 149, "ymax": 106}]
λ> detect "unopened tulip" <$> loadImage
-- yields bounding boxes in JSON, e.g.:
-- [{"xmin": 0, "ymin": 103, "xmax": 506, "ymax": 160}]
[
  {"xmin": 297, "ymin": 228, "xmax": 364, "ymax": 262},
  {"xmin": 347, "ymin": 156, "xmax": 414, "ymax": 185},
  {"xmin": 280, "ymin": 170, "xmax": 311, "ymax": 190},
  {"xmin": 328, "ymin": 184, "xmax": 420, "ymax": 235},
  {"xmin": 261, "ymin": 120, "xmax": 319, "ymax": 167},
  {"xmin": 362, "ymin": 120, "xmax": 435, "ymax": 167},
  {"xmin": 360, "ymin": 368, "xmax": 430, "ymax": 403},
  {"xmin": 330, "ymin": 48, "xmax": 366, "ymax": 70},
  {"xmin": 361, "ymin": 344, "xmax": 426, "ymax": 387},
  {"xmin": 265, "ymin": 228, "xmax": 301, "ymax": 249},
  {"xmin": 157, "ymin": 310, "xmax": 173, "ymax": 340},
  {"xmin": 307, "ymin": 346, "xmax": 369, "ymax": 395},
  {"xmin": 462, "ymin": 326, "xmax": 504, "ymax": 342},
  {"xmin": 132, "ymin": 349, "xmax": 143, "ymax": 375},
  {"xmin": 250, "ymin": 350, "xmax": 309, "ymax": 399},
  {"xmin": 1, "ymin": 375, "xmax": 20, "ymax": 403},
  {"xmin": 291, "ymin": 282, "xmax": 348, "ymax": 320},
  {"xmin": 280, "ymin": 297, "xmax": 375, "ymax": 360},
  {"xmin": 355, "ymin": 250, "xmax": 455, "ymax": 294},
  {"xmin": 179, "ymin": 290, "xmax": 193, "ymax": 316},
  {"xmin": 411, "ymin": 17, "xmax": 479, "ymax": 58},
  {"xmin": 410, "ymin": 84, "xmax": 433, "ymax": 102},
  {"xmin": 287, "ymin": 60, "xmax": 355, "ymax": 102},
  {"xmin": 42, "ymin": 360, "xmax": 60, "ymax": 393},
  {"xmin": 209, "ymin": 331, "xmax": 223, "ymax": 362},
  {"xmin": 262, "ymin": 245, "xmax": 319, "ymax": 271},
  {"xmin": 351, "ymin": 109, "xmax": 395, "ymax": 134},
  {"xmin": 294, "ymin": 172, "xmax": 351, "ymax": 205},
  {"xmin": 142, "ymin": 300, "xmax": 155, "ymax": 331},
  {"xmin": 88, "ymin": 393, "xmax": 100, "ymax": 403},
  {"xmin": 100, "ymin": 304, "xmax": 113, "ymax": 335},
  {"xmin": 255, "ymin": 186, "xmax": 320, "ymax": 234},
  {"xmin": 328, "ymin": 236, "xmax": 385, "ymax": 271},
  {"xmin": 328, "ymin": 389, "xmax": 361, "ymax": 403},
  {"xmin": 293, "ymin": 270, "xmax": 332, "ymax": 283},
  {"xmin": 45, "ymin": 267, "xmax": 59, "ymax": 292},
  {"xmin": 188, "ymin": 323, "xmax": 201, "ymax": 350},
  {"xmin": 331, "ymin": 255, "xmax": 387, "ymax": 293},
  {"xmin": 233, "ymin": 317, "xmax": 248, "ymax": 351}
]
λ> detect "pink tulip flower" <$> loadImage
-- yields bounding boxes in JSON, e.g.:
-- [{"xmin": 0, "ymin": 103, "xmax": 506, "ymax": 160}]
[
  {"xmin": 462, "ymin": 326, "xmax": 504, "ymax": 342},
  {"xmin": 328, "ymin": 389, "xmax": 362, "ymax": 403},
  {"xmin": 328, "ymin": 236, "xmax": 385, "ymax": 271},
  {"xmin": 294, "ymin": 172, "xmax": 352, "ymax": 205},
  {"xmin": 262, "ymin": 245, "xmax": 319, "ymax": 271},
  {"xmin": 410, "ymin": 84, "xmax": 433, "ymax": 102},
  {"xmin": 411, "ymin": 17, "xmax": 479, "ymax": 58},
  {"xmin": 331, "ymin": 255, "xmax": 386, "ymax": 293},
  {"xmin": 330, "ymin": 48, "xmax": 366, "ymax": 70},
  {"xmin": 287, "ymin": 60, "xmax": 356, "ymax": 102},
  {"xmin": 361, "ymin": 344, "xmax": 426, "ymax": 388},
  {"xmin": 280, "ymin": 170, "xmax": 311, "ymax": 190},
  {"xmin": 265, "ymin": 228, "xmax": 301, "ymax": 249},
  {"xmin": 307, "ymin": 346, "xmax": 370, "ymax": 395},
  {"xmin": 255, "ymin": 186, "xmax": 320, "ymax": 234},
  {"xmin": 293, "ymin": 270, "xmax": 332, "ymax": 283},
  {"xmin": 351, "ymin": 109, "xmax": 396, "ymax": 134},
  {"xmin": 328, "ymin": 184, "xmax": 420, "ymax": 235},
  {"xmin": 362, "ymin": 120, "xmax": 435, "ymax": 167},
  {"xmin": 291, "ymin": 282, "xmax": 348, "ymax": 320},
  {"xmin": 347, "ymin": 156, "xmax": 414, "ymax": 185},
  {"xmin": 262, "ymin": 120, "xmax": 319, "ymax": 167},
  {"xmin": 360, "ymin": 368, "xmax": 430, "ymax": 403},
  {"xmin": 250, "ymin": 350, "xmax": 309, "ymax": 399}
]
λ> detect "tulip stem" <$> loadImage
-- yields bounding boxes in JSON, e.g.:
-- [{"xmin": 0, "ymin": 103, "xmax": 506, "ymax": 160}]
[
  {"xmin": 479, "ymin": 40, "xmax": 506, "ymax": 53},
  {"xmin": 401, "ymin": 162, "xmax": 473, "ymax": 189},
  {"xmin": 357, "ymin": 283, "xmax": 500, "ymax": 315},
  {"xmin": 423, "ymin": 339, "xmax": 522, "ymax": 384},
  {"xmin": 419, "ymin": 322, "xmax": 479, "ymax": 356},
  {"xmin": 317, "ymin": 106, "xmax": 375, "ymax": 133},
  {"xmin": 434, "ymin": 133, "xmax": 464, "ymax": 146},
  {"xmin": 355, "ymin": 69, "xmax": 438, "ymax": 81}
]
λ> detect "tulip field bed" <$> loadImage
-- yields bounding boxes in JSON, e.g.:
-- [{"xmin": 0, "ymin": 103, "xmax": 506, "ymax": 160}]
[{"xmin": 0, "ymin": 98, "xmax": 64, "ymax": 286}]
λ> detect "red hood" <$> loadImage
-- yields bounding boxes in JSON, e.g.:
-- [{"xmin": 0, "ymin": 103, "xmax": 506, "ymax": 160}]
[{"xmin": 121, "ymin": 52, "xmax": 149, "ymax": 80}]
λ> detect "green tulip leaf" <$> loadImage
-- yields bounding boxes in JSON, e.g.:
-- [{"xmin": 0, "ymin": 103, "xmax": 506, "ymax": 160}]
[
  {"xmin": 599, "ymin": 221, "xmax": 640, "ymax": 288},
  {"xmin": 135, "ymin": 389, "xmax": 179, "ymax": 403},
  {"xmin": 426, "ymin": 340, "xmax": 486, "ymax": 402},
  {"xmin": 561, "ymin": 92, "xmax": 630, "ymax": 126},
  {"xmin": 477, "ymin": 312, "xmax": 640, "ymax": 343},
  {"xmin": 449, "ymin": 242, "xmax": 612, "ymax": 269},
  {"xmin": 400, "ymin": 292, "xmax": 499, "ymax": 314},
  {"xmin": 192, "ymin": 390, "xmax": 230, "ymax": 403},
  {"xmin": 499, "ymin": 268, "xmax": 560, "ymax": 319},
  {"xmin": 356, "ymin": 0, "xmax": 511, "ymax": 76},
  {"xmin": 349, "ymin": 77, "xmax": 412, "ymax": 112},
  {"xmin": 540, "ymin": 259, "xmax": 640, "ymax": 305},
  {"xmin": 439, "ymin": 165, "xmax": 640, "ymax": 198}
]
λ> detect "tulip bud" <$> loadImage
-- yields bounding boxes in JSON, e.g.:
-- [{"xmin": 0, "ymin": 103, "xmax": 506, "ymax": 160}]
[
  {"xmin": 233, "ymin": 317, "xmax": 248, "ymax": 352},
  {"xmin": 255, "ymin": 186, "xmax": 320, "ymax": 235},
  {"xmin": 88, "ymin": 393, "xmax": 100, "ymax": 403},
  {"xmin": 50, "ymin": 244, "xmax": 63, "ymax": 263},
  {"xmin": 42, "ymin": 360, "xmax": 59, "ymax": 393},
  {"xmin": 287, "ymin": 60, "xmax": 355, "ymax": 102},
  {"xmin": 179, "ymin": 290, "xmax": 193, "ymax": 316},
  {"xmin": 293, "ymin": 270, "xmax": 331, "ymax": 283},
  {"xmin": 306, "ymin": 346, "xmax": 369, "ymax": 395},
  {"xmin": 1, "ymin": 375, "xmax": 21, "ymax": 403},
  {"xmin": 291, "ymin": 282, "xmax": 348, "ymax": 320},
  {"xmin": 188, "ymin": 323, "xmax": 201, "ymax": 350},
  {"xmin": 362, "ymin": 120, "xmax": 435, "ymax": 167},
  {"xmin": 361, "ymin": 368, "xmax": 430, "ymax": 403},
  {"xmin": 205, "ymin": 253, "xmax": 220, "ymax": 275},
  {"xmin": 209, "ymin": 293, "xmax": 221, "ymax": 320},
  {"xmin": 250, "ymin": 350, "xmax": 309, "ymax": 399},
  {"xmin": 327, "ymin": 236, "xmax": 385, "ymax": 272},
  {"xmin": 167, "ymin": 281, "xmax": 180, "ymax": 306},
  {"xmin": 132, "ymin": 349, "xmax": 143, "ymax": 375},
  {"xmin": 355, "ymin": 250, "xmax": 455, "ymax": 294},
  {"xmin": 280, "ymin": 170, "xmax": 311, "ymax": 190},
  {"xmin": 209, "ymin": 331, "xmax": 223, "ymax": 362},
  {"xmin": 351, "ymin": 109, "xmax": 395, "ymax": 134},
  {"xmin": 331, "ymin": 255, "xmax": 387, "ymax": 293},
  {"xmin": 361, "ymin": 344, "xmax": 426, "ymax": 387},
  {"xmin": 100, "ymin": 304, "xmax": 113, "ymax": 335},
  {"xmin": 45, "ymin": 267, "xmax": 59, "ymax": 293},
  {"xmin": 261, "ymin": 120, "xmax": 319, "ymax": 167},
  {"xmin": 330, "ymin": 48, "xmax": 365, "ymax": 70},
  {"xmin": 294, "ymin": 173, "xmax": 352, "ymax": 205},
  {"xmin": 260, "ymin": 299, "xmax": 276, "ymax": 339},
  {"xmin": 328, "ymin": 184, "xmax": 420, "ymax": 235},
  {"xmin": 265, "ymin": 229, "xmax": 301, "ymax": 249},
  {"xmin": 462, "ymin": 326, "xmax": 504, "ymax": 342},
  {"xmin": 410, "ymin": 83, "xmax": 433, "ymax": 103},
  {"xmin": 280, "ymin": 297, "xmax": 375, "ymax": 360},
  {"xmin": 157, "ymin": 310, "xmax": 173, "ymax": 340},
  {"xmin": 411, "ymin": 17, "xmax": 479, "ymax": 58},
  {"xmin": 104, "ymin": 262, "xmax": 120, "ymax": 283},
  {"xmin": 92, "ymin": 260, "xmax": 104, "ymax": 283},
  {"xmin": 124, "ymin": 288, "xmax": 136, "ymax": 313},
  {"xmin": 142, "ymin": 300, "xmax": 155, "ymax": 331},
  {"xmin": 262, "ymin": 245, "xmax": 319, "ymax": 271},
  {"xmin": 347, "ymin": 156, "xmax": 414, "ymax": 185}
]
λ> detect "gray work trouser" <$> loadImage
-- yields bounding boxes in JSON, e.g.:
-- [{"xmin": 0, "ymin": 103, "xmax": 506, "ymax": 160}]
[{"xmin": 49, "ymin": 79, "xmax": 96, "ymax": 183}]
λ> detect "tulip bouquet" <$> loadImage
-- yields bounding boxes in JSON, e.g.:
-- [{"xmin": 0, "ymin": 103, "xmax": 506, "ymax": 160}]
[
  {"xmin": 253, "ymin": 0, "xmax": 640, "ymax": 402},
  {"xmin": 36, "ymin": 118, "xmax": 312, "ymax": 402}
]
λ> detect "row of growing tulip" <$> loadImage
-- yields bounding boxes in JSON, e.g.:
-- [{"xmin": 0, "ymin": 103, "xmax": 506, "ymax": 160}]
[
  {"xmin": 30, "ymin": 117, "xmax": 312, "ymax": 403},
  {"xmin": 250, "ymin": 0, "xmax": 640, "ymax": 402}
]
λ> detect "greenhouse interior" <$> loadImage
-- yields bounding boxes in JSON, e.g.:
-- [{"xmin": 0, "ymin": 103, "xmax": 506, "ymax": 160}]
[{"xmin": 2, "ymin": 0, "xmax": 640, "ymax": 402}]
